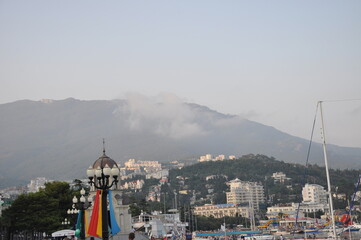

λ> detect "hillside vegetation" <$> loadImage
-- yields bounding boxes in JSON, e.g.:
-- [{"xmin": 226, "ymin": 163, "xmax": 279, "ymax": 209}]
[{"xmin": 169, "ymin": 154, "xmax": 360, "ymax": 208}]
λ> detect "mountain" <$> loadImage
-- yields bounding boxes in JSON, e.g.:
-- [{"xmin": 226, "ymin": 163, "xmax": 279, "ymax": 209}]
[{"xmin": 1, "ymin": 98, "xmax": 361, "ymax": 188}]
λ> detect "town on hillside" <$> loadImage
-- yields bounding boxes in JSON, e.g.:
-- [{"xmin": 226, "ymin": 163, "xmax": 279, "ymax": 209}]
[{"xmin": 1, "ymin": 154, "xmax": 361, "ymax": 240}]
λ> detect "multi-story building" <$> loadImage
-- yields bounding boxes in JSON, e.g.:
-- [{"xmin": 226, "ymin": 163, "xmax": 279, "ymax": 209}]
[
  {"xmin": 199, "ymin": 154, "xmax": 237, "ymax": 162},
  {"xmin": 124, "ymin": 159, "xmax": 162, "ymax": 171},
  {"xmin": 194, "ymin": 203, "xmax": 251, "ymax": 218},
  {"xmin": 302, "ymin": 184, "xmax": 328, "ymax": 204},
  {"xmin": 214, "ymin": 155, "xmax": 225, "ymax": 161},
  {"xmin": 271, "ymin": 172, "xmax": 291, "ymax": 183},
  {"xmin": 266, "ymin": 202, "xmax": 328, "ymax": 219},
  {"xmin": 146, "ymin": 169, "xmax": 169, "ymax": 179},
  {"xmin": 199, "ymin": 154, "xmax": 213, "ymax": 162},
  {"xmin": 27, "ymin": 177, "xmax": 51, "ymax": 193},
  {"xmin": 121, "ymin": 179, "xmax": 145, "ymax": 190},
  {"xmin": 266, "ymin": 203, "xmax": 296, "ymax": 218},
  {"xmin": 226, "ymin": 178, "xmax": 265, "ymax": 211}
]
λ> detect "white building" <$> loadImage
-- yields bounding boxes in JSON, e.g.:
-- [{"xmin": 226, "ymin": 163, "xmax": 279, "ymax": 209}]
[
  {"xmin": 226, "ymin": 178, "xmax": 265, "ymax": 211},
  {"xmin": 194, "ymin": 203, "xmax": 251, "ymax": 218},
  {"xmin": 271, "ymin": 172, "xmax": 291, "ymax": 183},
  {"xmin": 122, "ymin": 179, "xmax": 145, "ymax": 190},
  {"xmin": 27, "ymin": 177, "xmax": 51, "ymax": 193},
  {"xmin": 124, "ymin": 159, "xmax": 162, "ymax": 171},
  {"xmin": 146, "ymin": 169, "xmax": 169, "ymax": 179},
  {"xmin": 266, "ymin": 202, "xmax": 328, "ymax": 219},
  {"xmin": 199, "ymin": 154, "xmax": 236, "ymax": 162},
  {"xmin": 199, "ymin": 154, "xmax": 213, "ymax": 162},
  {"xmin": 302, "ymin": 184, "xmax": 328, "ymax": 204},
  {"xmin": 266, "ymin": 203, "xmax": 297, "ymax": 218},
  {"xmin": 214, "ymin": 155, "xmax": 225, "ymax": 161}
]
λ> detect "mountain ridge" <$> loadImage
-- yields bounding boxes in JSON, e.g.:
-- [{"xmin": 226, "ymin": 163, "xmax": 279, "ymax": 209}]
[{"xmin": 1, "ymin": 98, "xmax": 360, "ymax": 188}]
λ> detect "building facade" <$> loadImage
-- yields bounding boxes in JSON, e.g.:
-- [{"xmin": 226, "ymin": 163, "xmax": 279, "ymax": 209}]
[
  {"xmin": 271, "ymin": 172, "xmax": 291, "ymax": 183},
  {"xmin": 194, "ymin": 203, "xmax": 251, "ymax": 218},
  {"xmin": 302, "ymin": 184, "xmax": 328, "ymax": 204},
  {"xmin": 27, "ymin": 177, "xmax": 51, "ymax": 193},
  {"xmin": 124, "ymin": 159, "xmax": 162, "ymax": 171},
  {"xmin": 226, "ymin": 178, "xmax": 265, "ymax": 211},
  {"xmin": 266, "ymin": 202, "xmax": 328, "ymax": 219}
]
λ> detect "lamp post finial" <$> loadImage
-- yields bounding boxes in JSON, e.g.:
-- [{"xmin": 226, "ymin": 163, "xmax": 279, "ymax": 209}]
[{"xmin": 103, "ymin": 138, "xmax": 105, "ymax": 154}]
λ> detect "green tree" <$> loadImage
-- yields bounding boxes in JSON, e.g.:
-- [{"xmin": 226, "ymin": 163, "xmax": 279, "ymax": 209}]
[
  {"xmin": 129, "ymin": 203, "xmax": 141, "ymax": 217},
  {"xmin": 0, "ymin": 181, "xmax": 74, "ymax": 237}
]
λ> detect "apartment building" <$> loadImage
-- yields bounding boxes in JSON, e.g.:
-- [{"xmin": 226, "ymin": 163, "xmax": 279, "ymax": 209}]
[
  {"xmin": 226, "ymin": 178, "xmax": 265, "ymax": 211},
  {"xmin": 302, "ymin": 183, "xmax": 328, "ymax": 204}
]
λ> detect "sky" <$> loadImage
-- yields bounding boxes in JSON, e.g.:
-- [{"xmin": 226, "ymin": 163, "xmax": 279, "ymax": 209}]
[{"xmin": 0, "ymin": 1, "xmax": 361, "ymax": 148}]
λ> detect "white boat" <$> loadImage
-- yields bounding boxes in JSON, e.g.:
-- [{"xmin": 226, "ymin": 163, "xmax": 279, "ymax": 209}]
[
  {"xmin": 132, "ymin": 210, "xmax": 188, "ymax": 238},
  {"xmin": 242, "ymin": 235, "xmax": 275, "ymax": 240},
  {"xmin": 350, "ymin": 224, "xmax": 361, "ymax": 229},
  {"xmin": 51, "ymin": 229, "xmax": 75, "ymax": 237},
  {"xmin": 272, "ymin": 231, "xmax": 288, "ymax": 236}
]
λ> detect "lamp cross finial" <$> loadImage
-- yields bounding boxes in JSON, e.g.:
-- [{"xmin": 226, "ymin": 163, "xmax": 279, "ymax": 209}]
[{"xmin": 103, "ymin": 138, "xmax": 106, "ymax": 154}]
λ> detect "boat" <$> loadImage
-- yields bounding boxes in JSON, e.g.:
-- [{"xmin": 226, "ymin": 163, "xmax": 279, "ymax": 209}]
[
  {"xmin": 339, "ymin": 225, "xmax": 360, "ymax": 233},
  {"xmin": 319, "ymin": 101, "xmax": 338, "ymax": 240},
  {"xmin": 289, "ymin": 102, "xmax": 340, "ymax": 240},
  {"xmin": 132, "ymin": 210, "xmax": 188, "ymax": 239},
  {"xmin": 272, "ymin": 230, "xmax": 288, "ymax": 236},
  {"xmin": 241, "ymin": 234, "xmax": 275, "ymax": 240}
]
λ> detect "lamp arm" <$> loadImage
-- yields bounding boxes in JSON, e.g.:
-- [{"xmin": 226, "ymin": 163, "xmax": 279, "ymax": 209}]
[
  {"xmin": 89, "ymin": 177, "xmax": 102, "ymax": 190},
  {"xmin": 107, "ymin": 177, "xmax": 119, "ymax": 189}
]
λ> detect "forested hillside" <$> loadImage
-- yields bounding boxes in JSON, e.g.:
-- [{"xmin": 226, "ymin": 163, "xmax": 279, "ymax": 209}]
[{"xmin": 169, "ymin": 154, "xmax": 360, "ymax": 208}]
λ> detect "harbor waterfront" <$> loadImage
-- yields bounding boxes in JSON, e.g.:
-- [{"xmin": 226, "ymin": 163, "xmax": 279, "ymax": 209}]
[
  {"xmin": 193, "ymin": 230, "xmax": 361, "ymax": 240},
  {"xmin": 1, "ymin": 142, "xmax": 360, "ymax": 240},
  {"xmin": 195, "ymin": 231, "xmax": 262, "ymax": 237}
]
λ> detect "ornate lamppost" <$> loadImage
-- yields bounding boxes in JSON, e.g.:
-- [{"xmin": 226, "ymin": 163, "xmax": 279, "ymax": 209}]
[
  {"xmin": 86, "ymin": 147, "xmax": 120, "ymax": 240},
  {"xmin": 71, "ymin": 188, "xmax": 92, "ymax": 240},
  {"xmin": 61, "ymin": 218, "xmax": 70, "ymax": 227}
]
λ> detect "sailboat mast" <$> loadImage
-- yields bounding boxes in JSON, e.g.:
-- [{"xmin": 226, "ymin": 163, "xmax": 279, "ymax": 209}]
[{"xmin": 319, "ymin": 101, "xmax": 337, "ymax": 239}]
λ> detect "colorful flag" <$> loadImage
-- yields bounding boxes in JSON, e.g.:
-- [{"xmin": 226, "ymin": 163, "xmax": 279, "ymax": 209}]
[
  {"xmin": 96, "ymin": 191, "xmax": 103, "ymax": 237},
  {"xmin": 108, "ymin": 190, "xmax": 121, "ymax": 235},
  {"xmin": 84, "ymin": 209, "xmax": 89, "ymax": 237},
  {"xmin": 75, "ymin": 210, "xmax": 82, "ymax": 238},
  {"xmin": 88, "ymin": 190, "xmax": 102, "ymax": 238}
]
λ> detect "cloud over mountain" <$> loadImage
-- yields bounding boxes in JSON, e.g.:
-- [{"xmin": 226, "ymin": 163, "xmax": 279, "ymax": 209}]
[{"xmin": 118, "ymin": 93, "xmax": 207, "ymax": 139}]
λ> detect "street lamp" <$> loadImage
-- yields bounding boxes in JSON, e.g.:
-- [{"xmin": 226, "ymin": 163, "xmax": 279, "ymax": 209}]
[
  {"xmin": 62, "ymin": 218, "xmax": 70, "ymax": 226},
  {"xmin": 86, "ymin": 146, "xmax": 120, "ymax": 240},
  {"xmin": 71, "ymin": 188, "xmax": 92, "ymax": 240}
]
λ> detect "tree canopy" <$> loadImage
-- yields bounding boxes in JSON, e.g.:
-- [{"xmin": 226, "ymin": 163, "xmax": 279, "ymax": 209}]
[{"xmin": 0, "ymin": 181, "xmax": 75, "ymax": 235}]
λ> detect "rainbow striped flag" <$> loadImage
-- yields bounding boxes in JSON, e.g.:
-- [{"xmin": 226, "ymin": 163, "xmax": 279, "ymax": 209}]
[{"xmin": 87, "ymin": 189, "xmax": 121, "ymax": 237}]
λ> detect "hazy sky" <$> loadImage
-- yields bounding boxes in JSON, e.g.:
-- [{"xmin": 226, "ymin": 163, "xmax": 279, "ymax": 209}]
[{"xmin": 1, "ymin": 1, "xmax": 360, "ymax": 148}]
